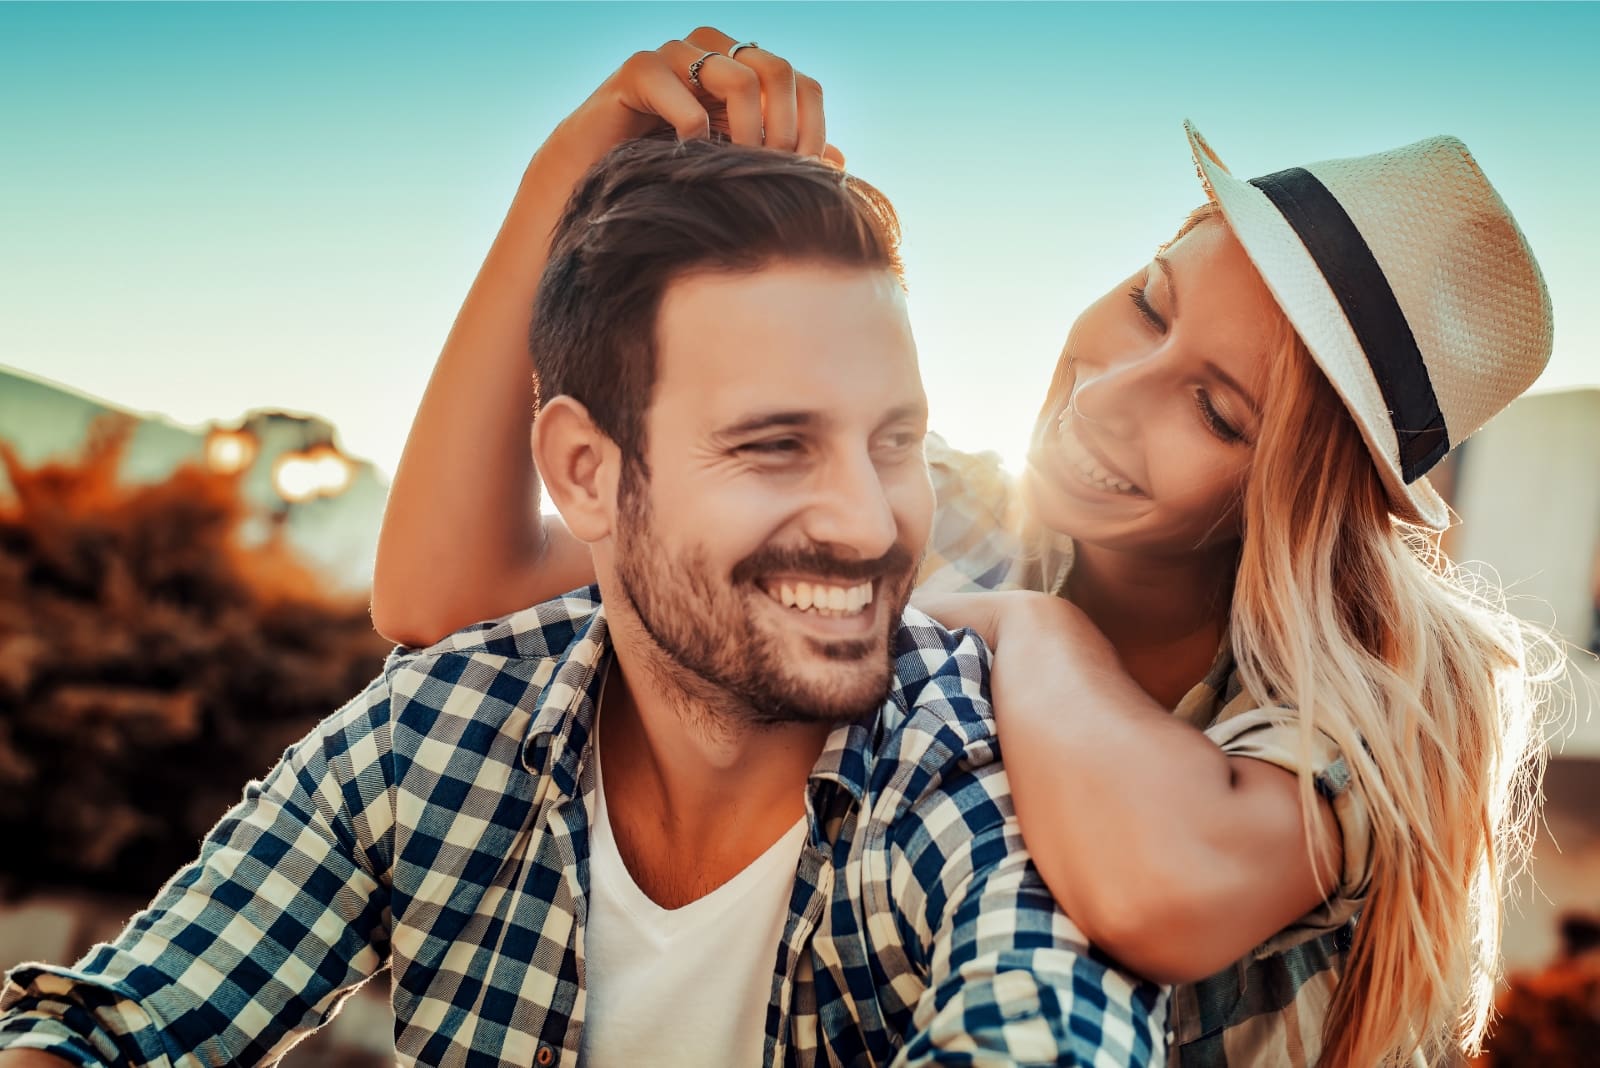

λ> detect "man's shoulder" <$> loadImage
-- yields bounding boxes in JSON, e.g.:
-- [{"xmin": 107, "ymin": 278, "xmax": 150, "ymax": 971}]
[
  {"xmin": 877, "ymin": 607, "xmax": 1001, "ymax": 789},
  {"xmin": 890, "ymin": 606, "xmax": 993, "ymax": 724},
  {"xmin": 391, "ymin": 585, "xmax": 603, "ymax": 666},
  {"xmin": 375, "ymin": 585, "xmax": 603, "ymax": 760}
]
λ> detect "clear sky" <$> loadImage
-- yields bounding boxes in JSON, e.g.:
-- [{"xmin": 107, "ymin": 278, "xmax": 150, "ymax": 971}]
[{"xmin": 3, "ymin": 2, "xmax": 1596, "ymax": 477}]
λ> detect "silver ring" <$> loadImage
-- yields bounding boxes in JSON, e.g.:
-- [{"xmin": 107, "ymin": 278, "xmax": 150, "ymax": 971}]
[
  {"xmin": 727, "ymin": 41, "xmax": 760, "ymax": 59},
  {"xmin": 687, "ymin": 50, "xmax": 717, "ymax": 90}
]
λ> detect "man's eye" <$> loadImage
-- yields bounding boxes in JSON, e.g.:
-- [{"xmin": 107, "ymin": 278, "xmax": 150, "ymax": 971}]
[
  {"xmin": 878, "ymin": 431, "xmax": 922, "ymax": 453},
  {"xmin": 740, "ymin": 438, "xmax": 804, "ymax": 456}
]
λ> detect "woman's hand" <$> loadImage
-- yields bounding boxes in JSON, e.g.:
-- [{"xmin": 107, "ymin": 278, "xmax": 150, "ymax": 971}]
[
  {"xmin": 912, "ymin": 591, "xmax": 1013, "ymax": 650},
  {"xmin": 914, "ymin": 590, "xmax": 1118, "ymax": 661},
  {"xmin": 548, "ymin": 27, "xmax": 841, "ymax": 171},
  {"xmin": 372, "ymin": 29, "xmax": 839, "ymax": 648}
]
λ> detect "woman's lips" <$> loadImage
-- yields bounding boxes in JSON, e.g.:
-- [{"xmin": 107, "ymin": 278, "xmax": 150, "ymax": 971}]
[{"xmin": 1052, "ymin": 410, "xmax": 1146, "ymax": 497}]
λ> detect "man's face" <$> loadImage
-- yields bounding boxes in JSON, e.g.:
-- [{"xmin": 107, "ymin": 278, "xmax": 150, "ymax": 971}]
[{"xmin": 613, "ymin": 262, "xmax": 932, "ymax": 726}]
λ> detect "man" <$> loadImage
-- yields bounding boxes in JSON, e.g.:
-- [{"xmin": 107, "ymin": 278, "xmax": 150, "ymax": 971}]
[{"xmin": 0, "ymin": 139, "xmax": 1164, "ymax": 1066}]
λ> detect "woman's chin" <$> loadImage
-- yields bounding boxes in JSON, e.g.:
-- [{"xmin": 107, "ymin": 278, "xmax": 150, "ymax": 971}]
[{"xmin": 1020, "ymin": 450, "xmax": 1163, "ymax": 554}]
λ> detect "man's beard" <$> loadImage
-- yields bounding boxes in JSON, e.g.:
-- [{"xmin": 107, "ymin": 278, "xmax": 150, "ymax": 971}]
[{"xmin": 613, "ymin": 473, "xmax": 917, "ymax": 729}]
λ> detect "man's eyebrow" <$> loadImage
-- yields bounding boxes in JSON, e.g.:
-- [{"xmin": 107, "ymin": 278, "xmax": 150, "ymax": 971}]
[
  {"xmin": 1154, "ymin": 253, "xmax": 1178, "ymax": 316},
  {"xmin": 1205, "ymin": 360, "xmax": 1261, "ymax": 416},
  {"xmin": 877, "ymin": 402, "xmax": 930, "ymax": 428},
  {"xmin": 716, "ymin": 403, "xmax": 928, "ymax": 438},
  {"xmin": 716, "ymin": 411, "xmax": 822, "ymax": 437}
]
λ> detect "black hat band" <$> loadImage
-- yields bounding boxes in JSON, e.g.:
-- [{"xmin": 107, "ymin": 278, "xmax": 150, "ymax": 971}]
[{"xmin": 1249, "ymin": 166, "xmax": 1449, "ymax": 482}]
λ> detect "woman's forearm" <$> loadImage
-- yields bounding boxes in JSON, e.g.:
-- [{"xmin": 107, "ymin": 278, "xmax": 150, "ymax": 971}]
[
  {"xmin": 370, "ymin": 121, "xmax": 622, "ymax": 648},
  {"xmin": 989, "ymin": 594, "xmax": 1338, "ymax": 983}
]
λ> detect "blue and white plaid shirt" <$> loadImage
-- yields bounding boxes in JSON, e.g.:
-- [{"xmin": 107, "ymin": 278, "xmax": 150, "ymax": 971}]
[{"xmin": 0, "ymin": 587, "xmax": 1166, "ymax": 1066}]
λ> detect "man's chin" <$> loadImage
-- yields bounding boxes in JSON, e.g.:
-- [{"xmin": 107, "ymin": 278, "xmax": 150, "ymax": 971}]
[
  {"xmin": 752, "ymin": 655, "xmax": 895, "ymax": 727},
  {"xmin": 807, "ymin": 636, "xmax": 876, "ymax": 662}
]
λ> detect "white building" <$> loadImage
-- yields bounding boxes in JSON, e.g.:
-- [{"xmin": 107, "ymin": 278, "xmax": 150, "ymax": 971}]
[
  {"xmin": 1450, "ymin": 388, "xmax": 1600, "ymax": 756},
  {"xmin": 1448, "ymin": 388, "xmax": 1600, "ymax": 969}
]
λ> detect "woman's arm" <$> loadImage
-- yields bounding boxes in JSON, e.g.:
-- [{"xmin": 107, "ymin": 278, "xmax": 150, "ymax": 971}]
[
  {"xmin": 918, "ymin": 591, "xmax": 1342, "ymax": 985},
  {"xmin": 372, "ymin": 29, "xmax": 832, "ymax": 647}
]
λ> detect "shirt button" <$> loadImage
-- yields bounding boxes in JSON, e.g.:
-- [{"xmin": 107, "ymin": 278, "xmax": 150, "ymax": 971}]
[{"xmin": 536, "ymin": 1045, "xmax": 555, "ymax": 1065}]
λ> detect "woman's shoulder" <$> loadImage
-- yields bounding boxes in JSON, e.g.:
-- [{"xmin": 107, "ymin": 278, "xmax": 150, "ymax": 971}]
[
  {"xmin": 919, "ymin": 431, "xmax": 1027, "ymax": 592},
  {"xmin": 924, "ymin": 431, "xmax": 1014, "ymax": 517}
]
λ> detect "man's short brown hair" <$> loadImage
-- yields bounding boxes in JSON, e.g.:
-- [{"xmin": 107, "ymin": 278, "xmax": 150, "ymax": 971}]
[{"xmin": 530, "ymin": 137, "xmax": 904, "ymax": 469}]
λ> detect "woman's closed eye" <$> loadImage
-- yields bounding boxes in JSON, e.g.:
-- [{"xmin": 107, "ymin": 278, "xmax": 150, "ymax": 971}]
[
  {"xmin": 1128, "ymin": 281, "xmax": 1168, "ymax": 332},
  {"xmin": 1194, "ymin": 388, "xmax": 1247, "ymax": 445}
]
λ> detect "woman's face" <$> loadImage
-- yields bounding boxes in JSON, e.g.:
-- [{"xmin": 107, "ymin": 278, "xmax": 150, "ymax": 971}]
[{"xmin": 1024, "ymin": 215, "xmax": 1284, "ymax": 558}]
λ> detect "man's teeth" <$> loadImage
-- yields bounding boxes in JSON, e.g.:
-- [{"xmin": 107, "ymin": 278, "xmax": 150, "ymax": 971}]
[{"xmin": 773, "ymin": 580, "xmax": 874, "ymax": 617}]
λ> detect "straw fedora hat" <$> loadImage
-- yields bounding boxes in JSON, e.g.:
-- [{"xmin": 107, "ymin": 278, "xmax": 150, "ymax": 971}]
[{"xmin": 1184, "ymin": 121, "xmax": 1553, "ymax": 531}]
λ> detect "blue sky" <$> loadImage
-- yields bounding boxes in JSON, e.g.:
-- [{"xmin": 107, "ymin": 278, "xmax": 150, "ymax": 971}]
[{"xmin": 3, "ymin": 2, "xmax": 1596, "ymax": 475}]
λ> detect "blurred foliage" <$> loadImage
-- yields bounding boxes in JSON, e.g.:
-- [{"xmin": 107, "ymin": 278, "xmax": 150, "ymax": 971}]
[
  {"xmin": 1475, "ymin": 914, "xmax": 1600, "ymax": 1067},
  {"xmin": 0, "ymin": 416, "xmax": 391, "ymax": 897}
]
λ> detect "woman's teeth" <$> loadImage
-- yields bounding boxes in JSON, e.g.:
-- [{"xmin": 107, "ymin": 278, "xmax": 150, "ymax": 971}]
[
  {"xmin": 1056, "ymin": 413, "xmax": 1140, "ymax": 496},
  {"xmin": 771, "ymin": 580, "xmax": 874, "ymax": 618}
]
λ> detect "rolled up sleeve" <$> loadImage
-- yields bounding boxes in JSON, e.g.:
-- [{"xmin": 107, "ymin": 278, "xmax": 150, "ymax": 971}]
[
  {"xmin": 1204, "ymin": 709, "xmax": 1373, "ymax": 955},
  {"xmin": 0, "ymin": 673, "xmax": 398, "ymax": 1066}
]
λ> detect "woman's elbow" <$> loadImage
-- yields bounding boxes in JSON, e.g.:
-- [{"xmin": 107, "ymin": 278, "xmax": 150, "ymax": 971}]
[
  {"xmin": 369, "ymin": 590, "xmax": 452, "ymax": 649},
  {"xmin": 1033, "ymin": 850, "xmax": 1239, "ymax": 985},
  {"xmin": 1071, "ymin": 890, "xmax": 1239, "ymax": 985}
]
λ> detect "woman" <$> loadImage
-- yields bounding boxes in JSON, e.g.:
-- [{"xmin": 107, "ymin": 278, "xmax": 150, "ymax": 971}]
[{"xmin": 369, "ymin": 28, "xmax": 1564, "ymax": 1066}]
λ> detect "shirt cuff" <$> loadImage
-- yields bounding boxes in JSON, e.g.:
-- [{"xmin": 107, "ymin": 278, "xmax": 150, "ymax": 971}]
[{"xmin": 0, "ymin": 963, "xmax": 173, "ymax": 1068}]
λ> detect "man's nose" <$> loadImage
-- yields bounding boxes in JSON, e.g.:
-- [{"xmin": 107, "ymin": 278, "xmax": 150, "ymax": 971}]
[{"xmin": 800, "ymin": 450, "xmax": 900, "ymax": 562}]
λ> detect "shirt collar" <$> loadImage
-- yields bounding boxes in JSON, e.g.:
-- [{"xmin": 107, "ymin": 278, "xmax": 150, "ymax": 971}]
[
  {"xmin": 517, "ymin": 593, "xmax": 906, "ymax": 847},
  {"xmin": 519, "ymin": 603, "xmax": 610, "ymax": 798}
]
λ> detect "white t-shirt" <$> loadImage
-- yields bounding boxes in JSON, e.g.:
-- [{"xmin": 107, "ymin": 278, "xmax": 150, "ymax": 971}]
[{"xmin": 579, "ymin": 749, "xmax": 807, "ymax": 1067}]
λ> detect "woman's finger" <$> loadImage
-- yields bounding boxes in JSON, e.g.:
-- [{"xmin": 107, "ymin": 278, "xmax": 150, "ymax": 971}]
[
  {"xmin": 656, "ymin": 39, "xmax": 763, "ymax": 146},
  {"xmin": 685, "ymin": 28, "xmax": 812, "ymax": 153},
  {"xmin": 726, "ymin": 46, "xmax": 801, "ymax": 151},
  {"xmin": 614, "ymin": 48, "xmax": 710, "ymax": 141},
  {"xmin": 794, "ymin": 72, "xmax": 826, "ymax": 159}
]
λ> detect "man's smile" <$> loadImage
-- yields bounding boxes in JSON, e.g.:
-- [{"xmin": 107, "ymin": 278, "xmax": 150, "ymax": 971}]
[{"xmin": 761, "ymin": 577, "xmax": 875, "ymax": 617}]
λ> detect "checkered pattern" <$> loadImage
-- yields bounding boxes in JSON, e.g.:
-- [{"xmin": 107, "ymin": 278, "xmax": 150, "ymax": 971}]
[
  {"xmin": 918, "ymin": 434, "xmax": 1373, "ymax": 1068},
  {"xmin": 0, "ymin": 587, "xmax": 1167, "ymax": 1066},
  {"xmin": 915, "ymin": 434, "xmax": 1030, "ymax": 595}
]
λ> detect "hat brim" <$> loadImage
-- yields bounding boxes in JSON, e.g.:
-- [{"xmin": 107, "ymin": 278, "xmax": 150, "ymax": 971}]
[{"xmin": 1184, "ymin": 121, "xmax": 1450, "ymax": 531}]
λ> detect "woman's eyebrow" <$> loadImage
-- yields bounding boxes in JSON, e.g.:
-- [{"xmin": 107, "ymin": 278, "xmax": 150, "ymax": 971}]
[{"xmin": 1206, "ymin": 360, "xmax": 1262, "ymax": 416}]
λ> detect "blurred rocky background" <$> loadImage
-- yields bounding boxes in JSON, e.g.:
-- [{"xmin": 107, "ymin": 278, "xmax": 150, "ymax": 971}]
[
  {"xmin": 1, "ymin": 366, "xmax": 1596, "ymax": 1064},
  {"xmin": 0, "ymin": 367, "xmax": 395, "ymax": 1065}
]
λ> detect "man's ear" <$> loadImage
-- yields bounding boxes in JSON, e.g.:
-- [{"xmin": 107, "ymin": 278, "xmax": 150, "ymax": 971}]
[{"xmin": 532, "ymin": 395, "xmax": 620, "ymax": 544}]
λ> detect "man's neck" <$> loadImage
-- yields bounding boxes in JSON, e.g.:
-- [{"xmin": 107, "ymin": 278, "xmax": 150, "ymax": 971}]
[{"xmin": 594, "ymin": 647, "xmax": 828, "ymax": 909}]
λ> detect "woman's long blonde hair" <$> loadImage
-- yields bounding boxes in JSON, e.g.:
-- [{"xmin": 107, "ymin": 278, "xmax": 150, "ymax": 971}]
[{"xmin": 1208, "ymin": 202, "xmax": 1568, "ymax": 1063}]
